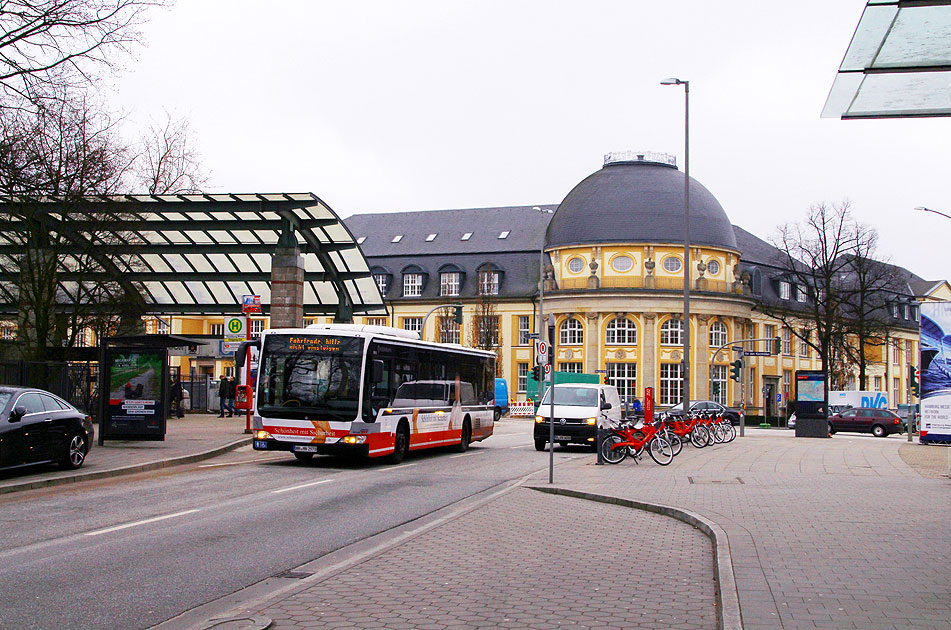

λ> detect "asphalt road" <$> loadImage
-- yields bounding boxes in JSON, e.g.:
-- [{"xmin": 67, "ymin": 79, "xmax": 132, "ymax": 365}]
[{"xmin": 0, "ymin": 421, "xmax": 589, "ymax": 630}]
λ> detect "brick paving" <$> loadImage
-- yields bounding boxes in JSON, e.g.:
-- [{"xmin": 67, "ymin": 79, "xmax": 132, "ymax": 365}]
[
  {"xmin": 539, "ymin": 432, "xmax": 951, "ymax": 630},
  {"xmin": 260, "ymin": 487, "xmax": 718, "ymax": 630},
  {"xmin": 899, "ymin": 442, "xmax": 951, "ymax": 479}
]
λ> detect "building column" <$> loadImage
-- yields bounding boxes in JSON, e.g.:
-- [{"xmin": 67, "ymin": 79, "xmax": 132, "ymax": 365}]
[
  {"xmin": 270, "ymin": 245, "xmax": 305, "ymax": 329},
  {"xmin": 585, "ymin": 312, "xmax": 600, "ymax": 373},
  {"xmin": 642, "ymin": 313, "xmax": 657, "ymax": 394},
  {"xmin": 696, "ymin": 315, "xmax": 710, "ymax": 400}
]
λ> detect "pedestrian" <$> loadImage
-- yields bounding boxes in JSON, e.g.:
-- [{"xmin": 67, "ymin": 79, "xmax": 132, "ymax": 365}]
[
  {"xmin": 170, "ymin": 377, "xmax": 185, "ymax": 418},
  {"xmin": 217, "ymin": 375, "xmax": 229, "ymax": 417},
  {"xmin": 631, "ymin": 395, "xmax": 643, "ymax": 416},
  {"xmin": 225, "ymin": 376, "xmax": 236, "ymax": 417}
]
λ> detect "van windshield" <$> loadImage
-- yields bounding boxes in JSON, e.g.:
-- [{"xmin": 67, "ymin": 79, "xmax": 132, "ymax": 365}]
[{"xmin": 540, "ymin": 387, "xmax": 599, "ymax": 407}]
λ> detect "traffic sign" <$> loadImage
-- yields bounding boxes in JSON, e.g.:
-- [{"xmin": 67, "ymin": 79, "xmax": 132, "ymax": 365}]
[
  {"xmin": 744, "ymin": 350, "xmax": 771, "ymax": 356},
  {"xmin": 543, "ymin": 363, "xmax": 552, "ymax": 375},
  {"xmin": 220, "ymin": 340, "xmax": 241, "ymax": 355},
  {"xmin": 731, "ymin": 346, "xmax": 743, "ymax": 351},
  {"xmin": 225, "ymin": 315, "xmax": 248, "ymax": 341},
  {"xmin": 536, "ymin": 340, "xmax": 549, "ymax": 365}
]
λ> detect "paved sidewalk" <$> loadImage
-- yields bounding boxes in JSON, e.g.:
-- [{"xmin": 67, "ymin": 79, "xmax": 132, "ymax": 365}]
[{"xmin": 0, "ymin": 413, "xmax": 251, "ymax": 494}]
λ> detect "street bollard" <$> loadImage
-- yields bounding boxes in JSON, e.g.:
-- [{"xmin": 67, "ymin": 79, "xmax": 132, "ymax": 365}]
[{"xmin": 596, "ymin": 426, "xmax": 604, "ymax": 465}]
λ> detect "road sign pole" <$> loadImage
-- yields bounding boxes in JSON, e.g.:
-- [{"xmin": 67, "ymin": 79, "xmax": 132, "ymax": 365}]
[
  {"xmin": 739, "ymin": 348, "xmax": 746, "ymax": 437},
  {"xmin": 548, "ymin": 315, "xmax": 555, "ymax": 484}
]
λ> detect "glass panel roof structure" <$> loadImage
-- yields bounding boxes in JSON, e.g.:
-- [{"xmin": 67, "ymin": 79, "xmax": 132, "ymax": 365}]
[
  {"xmin": 823, "ymin": 1, "xmax": 951, "ymax": 119},
  {"xmin": 0, "ymin": 193, "xmax": 386, "ymax": 317}
]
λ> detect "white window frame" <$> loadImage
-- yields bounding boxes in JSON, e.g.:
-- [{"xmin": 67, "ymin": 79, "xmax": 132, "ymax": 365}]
[
  {"xmin": 476, "ymin": 316, "xmax": 500, "ymax": 347},
  {"xmin": 567, "ymin": 257, "xmax": 585, "ymax": 274},
  {"xmin": 518, "ymin": 315, "xmax": 532, "ymax": 346},
  {"xmin": 706, "ymin": 259, "xmax": 720, "ymax": 276},
  {"xmin": 210, "ymin": 323, "xmax": 224, "ymax": 337},
  {"xmin": 800, "ymin": 329, "xmax": 810, "ymax": 357},
  {"xmin": 374, "ymin": 274, "xmax": 388, "ymax": 295},
  {"xmin": 710, "ymin": 364, "xmax": 728, "ymax": 405},
  {"xmin": 779, "ymin": 281, "xmax": 791, "ymax": 300},
  {"xmin": 560, "ymin": 318, "xmax": 584, "ymax": 345},
  {"xmin": 660, "ymin": 318, "xmax": 683, "ymax": 346},
  {"xmin": 606, "ymin": 362, "xmax": 637, "ymax": 403},
  {"xmin": 560, "ymin": 362, "xmax": 583, "ymax": 373},
  {"xmin": 662, "ymin": 256, "xmax": 682, "ymax": 273},
  {"xmin": 709, "ymin": 321, "xmax": 727, "ymax": 348},
  {"xmin": 517, "ymin": 363, "xmax": 528, "ymax": 393},
  {"xmin": 403, "ymin": 273, "xmax": 423, "ymax": 297},
  {"xmin": 874, "ymin": 375, "xmax": 883, "ymax": 390},
  {"xmin": 440, "ymin": 272, "xmax": 460, "ymax": 296},
  {"xmin": 660, "ymin": 363, "xmax": 683, "ymax": 406},
  {"xmin": 605, "ymin": 317, "xmax": 637, "ymax": 345},
  {"xmin": 402, "ymin": 317, "xmax": 422, "ymax": 333},
  {"xmin": 440, "ymin": 318, "xmax": 460, "ymax": 344},
  {"xmin": 796, "ymin": 285, "xmax": 807, "ymax": 302},
  {"xmin": 478, "ymin": 271, "xmax": 499, "ymax": 295},
  {"xmin": 249, "ymin": 319, "xmax": 266, "ymax": 339},
  {"xmin": 782, "ymin": 327, "xmax": 792, "ymax": 355}
]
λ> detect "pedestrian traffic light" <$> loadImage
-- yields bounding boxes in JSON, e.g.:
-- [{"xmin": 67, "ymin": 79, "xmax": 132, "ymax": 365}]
[
  {"xmin": 531, "ymin": 365, "xmax": 540, "ymax": 382},
  {"xmin": 730, "ymin": 359, "xmax": 743, "ymax": 382},
  {"xmin": 773, "ymin": 336, "xmax": 781, "ymax": 355},
  {"xmin": 910, "ymin": 365, "xmax": 919, "ymax": 398},
  {"xmin": 453, "ymin": 305, "xmax": 463, "ymax": 325}
]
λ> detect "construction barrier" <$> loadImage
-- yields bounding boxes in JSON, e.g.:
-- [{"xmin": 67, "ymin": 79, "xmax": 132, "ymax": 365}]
[{"xmin": 510, "ymin": 400, "xmax": 536, "ymax": 417}]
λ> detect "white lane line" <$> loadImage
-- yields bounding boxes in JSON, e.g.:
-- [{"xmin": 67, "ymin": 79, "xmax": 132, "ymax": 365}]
[
  {"xmin": 271, "ymin": 479, "xmax": 333, "ymax": 494},
  {"xmin": 375, "ymin": 462, "xmax": 418, "ymax": 471},
  {"xmin": 449, "ymin": 451, "xmax": 485, "ymax": 459},
  {"xmin": 199, "ymin": 457, "xmax": 286, "ymax": 468},
  {"xmin": 85, "ymin": 509, "xmax": 200, "ymax": 537}
]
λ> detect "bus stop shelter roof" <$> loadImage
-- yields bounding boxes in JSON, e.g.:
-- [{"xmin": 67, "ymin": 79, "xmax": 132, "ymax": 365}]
[
  {"xmin": 0, "ymin": 193, "xmax": 386, "ymax": 317},
  {"xmin": 822, "ymin": 1, "xmax": 951, "ymax": 119}
]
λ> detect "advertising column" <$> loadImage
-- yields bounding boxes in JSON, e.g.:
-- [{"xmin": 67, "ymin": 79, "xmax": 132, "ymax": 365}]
[{"xmin": 919, "ymin": 302, "xmax": 951, "ymax": 444}]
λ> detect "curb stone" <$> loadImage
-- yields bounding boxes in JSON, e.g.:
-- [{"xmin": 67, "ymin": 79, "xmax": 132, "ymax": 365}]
[{"xmin": 527, "ymin": 485, "xmax": 742, "ymax": 630}]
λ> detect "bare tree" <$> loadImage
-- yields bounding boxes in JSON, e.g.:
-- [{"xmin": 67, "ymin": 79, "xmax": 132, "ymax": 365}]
[
  {"xmin": 133, "ymin": 110, "xmax": 208, "ymax": 194},
  {"xmin": 468, "ymin": 291, "xmax": 503, "ymax": 376},
  {"xmin": 0, "ymin": 0, "xmax": 166, "ymax": 106},
  {"xmin": 758, "ymin": 202, "xmax": 860, "ymax": 381}
]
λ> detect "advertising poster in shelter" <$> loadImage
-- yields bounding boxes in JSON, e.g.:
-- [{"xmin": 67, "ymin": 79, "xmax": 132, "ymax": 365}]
[
  {"xmin": 920, "ymin": 302, "xmax": 951, "ymax": 443},
  {"xmin": 101, "ymin": 347, "xmax": 168, "ymax": 441}
]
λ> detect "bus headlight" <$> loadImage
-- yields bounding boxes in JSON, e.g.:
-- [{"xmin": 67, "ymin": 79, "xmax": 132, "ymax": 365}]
[
  {"xmin": 342, "ymin": 435, "xmax": 367, "ymax": 444},
  {"xmin": 255, "ymin": 430, "xmax": 271, "ymax": 440},
  {"xmin": 585, "ymin": 417, "xmax": 597, "ymax": 425}
]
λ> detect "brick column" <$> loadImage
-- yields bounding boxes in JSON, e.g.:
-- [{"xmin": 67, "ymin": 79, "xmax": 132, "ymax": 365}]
[
  {"xmin": 642, "ymin": 314, "xmax": 657, "ymax": 392},
  {"xmin": 269, "ymin": 246, "xmax": 305, "ymax": 329}
]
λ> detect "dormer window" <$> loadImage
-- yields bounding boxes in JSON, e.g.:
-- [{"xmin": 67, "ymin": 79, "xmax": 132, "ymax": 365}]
[
  {"xmin": 779, "ymin": 281, "xmax": 791, "ymax": 300},
  {"xmin": 796, "ymin": 285, "xmax": 807, "ymax": 302},
  {"xmin": 479, "ymin": 270, "xmax": 500, "ymax": 295},
  {"xmin": 440, "ymin": 272, "xmax": 460, "ymax": 296},
  {"xmin": 403, "ymin": 273, "xmax": 423, "ymax": 297},
  {"xmin": 374, "ymin": 274, "xmax": 388, "ymax": 295}
]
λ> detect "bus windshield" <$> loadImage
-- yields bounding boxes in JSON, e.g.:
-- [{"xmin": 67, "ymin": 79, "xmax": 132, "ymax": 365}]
[{"xmin": 258, "ymin": 334, "xmax": 364, "ymax": 421}]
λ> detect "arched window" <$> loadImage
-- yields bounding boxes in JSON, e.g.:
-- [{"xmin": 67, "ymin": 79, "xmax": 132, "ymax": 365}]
[
  {"xmin": 605, "ymin": 317, "xmax": 637, "ymax": 345},
  {"xmin": 560, "ymin": 317, "xmax": 584, "ymax": 345},
  {"xmin": 660, "ymin": 317, "xmax": 683, "ymax": 346},
  {"xmin": 709, "ymin": 321, "xmax": 728, "ymax": 348}
]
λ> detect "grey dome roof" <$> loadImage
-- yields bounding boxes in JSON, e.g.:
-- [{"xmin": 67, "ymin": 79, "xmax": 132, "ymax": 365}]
[{"xmin": 547, "ymin": 160, "xmax": 738, "ymax": 251}]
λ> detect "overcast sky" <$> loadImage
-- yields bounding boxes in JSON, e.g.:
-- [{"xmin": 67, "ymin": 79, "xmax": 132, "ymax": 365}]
[{"xmin": 110, "ymin": 0, "xmax": 948, "ymax": 280}]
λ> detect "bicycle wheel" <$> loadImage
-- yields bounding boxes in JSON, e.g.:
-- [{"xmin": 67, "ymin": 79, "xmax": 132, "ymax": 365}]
[
  {"xmin": 600, "ymin": 434, "xmax": 627, "ymax": 464},
  {"xmin": 724, "ymin": 422, "xmax": 737, "ymax": 442},
  {"xmin": 689, "ymin": 426, "xmax": 705, "ymax": 448},
  {"xmin": 648, "ymin": 437, "xmax": 674, "ymax": 465},
  {"xmin": 713, "ymin": 424, "xmax": 726, "ymax": 444},
  {"xmin": 664, "ymin": 429, "xmax": 682, "ymax": 457}
]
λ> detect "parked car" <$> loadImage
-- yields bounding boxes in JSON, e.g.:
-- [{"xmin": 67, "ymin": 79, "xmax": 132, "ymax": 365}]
[
  {"xmin": 534, "ymin": 383, "xmax": 622, "ymax": 451},
  {"xmin": 668, "ymin": 400, "xmax": 742, "ymax": 425},
  {"xmin": 828, "ymin": 407, "xmax": 903, "ymax": 437},
  {"xmin": 0, "ymin": 386, "xmax": 94, "ymax": 472}
]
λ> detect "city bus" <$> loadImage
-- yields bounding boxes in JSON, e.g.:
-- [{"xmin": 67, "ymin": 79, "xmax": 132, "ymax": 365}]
[{"xmin": 238, "ymin": 324, "xmax": 496, "ymax": 464}]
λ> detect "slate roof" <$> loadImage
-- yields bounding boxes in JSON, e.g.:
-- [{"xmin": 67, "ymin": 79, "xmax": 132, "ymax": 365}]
[{"xmin": 547, "ymin": 160, "xmax": 739, "ymax": 252}]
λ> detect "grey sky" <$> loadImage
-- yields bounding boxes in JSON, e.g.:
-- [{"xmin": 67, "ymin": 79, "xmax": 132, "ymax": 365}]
[{"xmin": 112, "ymin": 1, "xmax": 948, "ymax": 280}]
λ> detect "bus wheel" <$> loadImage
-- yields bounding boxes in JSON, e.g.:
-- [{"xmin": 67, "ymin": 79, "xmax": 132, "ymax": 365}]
[
  {"xmin": 455, "ymin": 419, "xmax": 471, "ymax": 453},
  {"xmin": 387, "ymin": 422, "xmax": 409, "ymax": 464}
]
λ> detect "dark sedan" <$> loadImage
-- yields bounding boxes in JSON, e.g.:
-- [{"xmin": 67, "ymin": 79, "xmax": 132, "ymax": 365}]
[
  {"xmin": 669, "ymin": 400, "xmax": 742, "ymax": 424},
  {"xmin": 828, "ymin": 407, "xmax": 903, "ymax": 438},
  {"xmin": 0, "ymin": 387, "xmax": 94, "ymax": 472}
]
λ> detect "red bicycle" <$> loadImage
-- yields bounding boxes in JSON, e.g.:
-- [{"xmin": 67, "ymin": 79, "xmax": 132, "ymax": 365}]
[{"xmin": 600, "ymin": 417, "xmax": 674, "ymax": 465}]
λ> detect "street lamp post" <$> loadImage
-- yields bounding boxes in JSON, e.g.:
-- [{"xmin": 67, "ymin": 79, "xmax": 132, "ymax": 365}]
[
  {"xmin": 914, "ymin": 206, "xmax": 951, "ymax": 221},
  {"xmin": 662, "ymin": 77, "xmax": 691, "ymax": 417}
]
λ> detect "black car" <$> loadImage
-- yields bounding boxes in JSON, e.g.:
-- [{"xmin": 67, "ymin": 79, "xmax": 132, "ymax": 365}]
[
  {"xmin": 668, "ymin": 400, "xmax": 742, "ymax": 424},
  {"xmin": 0, "ymin": 387, "xmax": 94, "ymax": 471}
]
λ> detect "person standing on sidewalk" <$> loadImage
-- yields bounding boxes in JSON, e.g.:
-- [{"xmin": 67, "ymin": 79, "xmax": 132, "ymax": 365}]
[
  {"xmin": 170, "ymin": 377, "xmax": 185, "ymax": 418},
  {"xmin": 217, "ymin": 375, "xmax": 230, "ymax": 417},
  {"xmin": 225, "ymin": 376, "xmax": 236, "ymax": 417}
]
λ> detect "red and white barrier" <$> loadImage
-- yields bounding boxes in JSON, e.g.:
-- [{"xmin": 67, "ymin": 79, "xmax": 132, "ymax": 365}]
[{"xmin": 510, "ymin": 400, "xmax": 536, "ymax": 417}]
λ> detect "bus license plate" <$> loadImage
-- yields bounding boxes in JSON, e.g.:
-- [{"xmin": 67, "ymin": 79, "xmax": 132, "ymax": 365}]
[
  {"xmin": 555, "ymin": 435, "xmax": 571, "ymax": 441},
  {"xmin": 294, "ymin": 445, "xmax": 320, "ymax": 453}
]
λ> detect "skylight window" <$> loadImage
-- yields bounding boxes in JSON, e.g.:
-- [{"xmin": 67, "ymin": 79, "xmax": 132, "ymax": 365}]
[
  {"xmin": 392, "ymin": 235, "xmax": 403, "ymax": 243},
  {"xmin": 498, "ymin": 231, "xmax": 510, "ymax": 239},
  {"xmin": 357, "ymin": 236, "xmax": 366, "ymax": 244},
  {"xmin": 426, "ymin": 233, "xmax": 437, "ymax": 242},
  {"xmin": 461, "ymin": 232, "xmax": 472, "ymax": 241}
]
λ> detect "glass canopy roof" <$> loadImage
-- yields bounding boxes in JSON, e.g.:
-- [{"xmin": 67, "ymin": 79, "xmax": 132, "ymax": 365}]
[
  {"xmin": 0, "ymin": 193, "xmax": 387, "ymax": 317},
  {"xmin": 822, "ymin": 1, "xmax": 951, "ymax": 119}
]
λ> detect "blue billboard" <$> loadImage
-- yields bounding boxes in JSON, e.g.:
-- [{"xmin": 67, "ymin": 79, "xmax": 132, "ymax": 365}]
[{"xmin": 920, "ymin": 302, "xmax": 951, "ymax": 444}]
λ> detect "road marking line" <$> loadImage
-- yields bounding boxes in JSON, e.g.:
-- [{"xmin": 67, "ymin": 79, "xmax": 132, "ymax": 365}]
[
  {"xmin": 272, "ymin": 479, "xmax": 332, "ymax": 494},
  {"xmin": 199, "ymin": 457, "xmax": 285, "ymax": 468},
  {"xmin": 449, "ymin": 451, "xmax": 485, "ymax": 459},
  {"xmin": 375, "ymin": 462, "xmax": 418, "ymax": 471},
  {"xmin": 85, "ymin": 509, "xmax": 200, "ymax": 537}
]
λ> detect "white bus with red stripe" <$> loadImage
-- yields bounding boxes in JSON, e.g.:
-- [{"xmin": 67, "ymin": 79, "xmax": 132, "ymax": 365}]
[{"xmin": 242, "ymin": 324, "xmax": 496, "ymax": 464}]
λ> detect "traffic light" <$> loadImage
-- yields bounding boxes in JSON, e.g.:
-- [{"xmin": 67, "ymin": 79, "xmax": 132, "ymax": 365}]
[
  {"xmin": 711, "ymin": 382, "xmax": 720, "ymax": 397},
  {"xmin": 910, "ymin": 365, "xmax": 920, "ymax": 398},
  {"xmin": 531, "ymin": 365, "xmax": 540, "ymax": 382},
  {"xmin": 773, "ymin": 336, "xmax": 781, "ymax": 355},
  {"xmin": 730, "ymin": 359, "xmax": 743, "ymax": 382},
  {"xmin": 453, "ymin": 305, "xmax": 463, "ymax": 325}
]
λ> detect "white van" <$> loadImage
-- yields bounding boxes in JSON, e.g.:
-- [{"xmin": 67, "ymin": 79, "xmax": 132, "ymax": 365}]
[{"xmin": 533, "ymin": 383, "xmax": 622, "ymax": 451}]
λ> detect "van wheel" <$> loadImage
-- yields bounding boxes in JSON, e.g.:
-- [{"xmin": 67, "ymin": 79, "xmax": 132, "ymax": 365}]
[
  {"xmin": 871, "ymin": 424, "xmax": 886, "ymax": 438},
  {"xmin": 494, "ymin": 408, "xmax": 502, "ymax": 422},
  {"xmin": 455, "ymin": 419, "xmax": 471, "ymax": 453},
  {"xmin": 534, "ymin": 439, "xmax": 546, "ymax": 451},
  {"xmin": 387, "ymin": 422, "xmax": 409, "ymax": 464}
]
